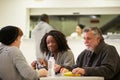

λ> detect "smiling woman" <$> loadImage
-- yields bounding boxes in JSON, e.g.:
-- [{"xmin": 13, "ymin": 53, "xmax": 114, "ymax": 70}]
[{"xmin": 31, "ymin": 30, "xmax": 75, "ymax": 75}]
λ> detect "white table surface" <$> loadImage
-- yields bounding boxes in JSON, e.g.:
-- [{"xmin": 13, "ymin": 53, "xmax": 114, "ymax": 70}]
[{"xmin": 40, "ymin": 76, "xmax": 104, "ymax": 80}]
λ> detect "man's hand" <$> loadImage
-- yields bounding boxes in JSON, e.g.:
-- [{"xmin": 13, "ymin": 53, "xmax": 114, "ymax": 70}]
[
  {"xmin": 60, "ymin": 68, "xmax": 69, "ymax": 73},
  {"xmin": 72, "ymin": 67, "xmax": 85, "ymax": 75}
]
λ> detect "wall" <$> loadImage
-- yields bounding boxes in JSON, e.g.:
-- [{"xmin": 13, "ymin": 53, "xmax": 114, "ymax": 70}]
[
  {"xmin": 30, "ymin": 15, "xmax": 117, "ymax": 37},
  {"xmin": 1, "ymin": 0, "xmax": 120, "ymax": 38},
  {"xmin": 0, "ymin": 0, "xmax": 28, "ymax": 37},
  {"xmin": 49, "ymin": 15, "xmax": 117, "ymax": 36}
]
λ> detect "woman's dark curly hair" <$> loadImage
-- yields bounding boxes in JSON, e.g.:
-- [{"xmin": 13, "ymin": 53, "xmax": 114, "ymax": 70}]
[{"xmin": 40, "ymin": 30, "xmax": 70, "ymax": 54}]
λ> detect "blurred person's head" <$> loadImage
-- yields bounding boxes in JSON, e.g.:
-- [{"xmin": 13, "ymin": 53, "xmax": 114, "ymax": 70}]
[
  {"xmin": 75, "ymin": 24, "xmax": 85, "ymax": 36},
  {"xmin": 83, "ymin": 27, "xmax": 103, "ymax": 52},
  {"xmin": 40, "ymin": 14, "xmax": 49, "ymax": 23},
  {"xmin": 0, "ymin": 25, "xmax": 23, "ymax": 48},
  {"xmin": 40, "ymin": 30, "xmax": 70, "ymax": 54}
]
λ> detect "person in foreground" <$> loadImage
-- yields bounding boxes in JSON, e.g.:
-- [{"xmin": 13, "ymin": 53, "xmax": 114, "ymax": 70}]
[
  {"xmin": 64, "ymin": 27, "xmax": 120, "ymax": 80},
  {"xmin": 0, "ymin": 26, "xmax": 42, "ymax": 80},
  {"xmin": 31, "ymin": 30, "xmax": 75, "ymax": 74}
]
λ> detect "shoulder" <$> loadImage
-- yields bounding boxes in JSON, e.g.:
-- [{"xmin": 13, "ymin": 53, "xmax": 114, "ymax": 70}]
[
  {"xmin": 0, "ymin": 45, "xmax": 20, "ymax": 54},
  {"xmin": 7, "ymin": 46, "xmax": 23, "ymax": 58},
  {"xmin": 105, "ymin": 44, "xmax": 119, "ymax": 55},
  {"xmin": 33, "ymin": 21, "xmax": 48, "ymax": 30},
  {"xmin": 0, "ymin": 45, "xmax": 23, "ymax": 59},
  {"xmin": 95, "ymin": 41, "xmax": 117, "ymax": 54},
  {"xmin": 8, "ymin": 46, "xmax": 21, "ymax": 53},
  {"xmin": 102, "ymin": 43, "xmax": 117, "ymax": 52},
  {"xmin": 44, "ymin": 23, "xmax": 54, "ymax": 30},
  {"xmin": 62, "ymin": 49, "xmax": 74, "ymax": 56},
  {"xmin": 70, "ymin": 32, "xmax": 77, "ymax": 37},
  {"xmin": 97, "ymin": 43, "xmax": 120, "ymax": 59}
]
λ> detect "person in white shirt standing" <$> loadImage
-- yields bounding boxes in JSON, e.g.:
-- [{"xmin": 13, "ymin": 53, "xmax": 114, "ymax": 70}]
[
  {"xmin": 32, "ymin": 14, "xmax": 54, "ymax": 61},
  {"xmin": 70, "ymin": 24, "xmax": 85, "ymax": 40}
]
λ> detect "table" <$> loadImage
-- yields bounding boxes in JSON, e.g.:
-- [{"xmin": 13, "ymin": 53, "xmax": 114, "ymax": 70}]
[{"xmin": 40, "ymin": 76, "xmax": 104, "ymax": 80}]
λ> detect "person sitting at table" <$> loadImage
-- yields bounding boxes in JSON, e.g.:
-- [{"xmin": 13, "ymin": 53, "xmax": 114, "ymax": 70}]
[
  {"xmin": 0, "ymin": 25, "xmax": 41, "ymax": 80},
  {"xmin": 31, "ymin": 30, "xmax": 75, "ymax": 74},
  {"xmin": 63, "ymin": 27, "xmax": 120, "ymax": 80}
]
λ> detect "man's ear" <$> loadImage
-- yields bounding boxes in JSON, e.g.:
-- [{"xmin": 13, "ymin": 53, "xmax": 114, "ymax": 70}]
[{"xmin": 14, "ymin": 37, "xmax": 19, "ymax": 43}]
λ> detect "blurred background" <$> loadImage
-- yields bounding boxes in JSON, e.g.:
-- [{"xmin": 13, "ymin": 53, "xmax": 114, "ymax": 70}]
[{"xmin": 30, "ymin": 15, "xmax": 120, "ymax": 37}]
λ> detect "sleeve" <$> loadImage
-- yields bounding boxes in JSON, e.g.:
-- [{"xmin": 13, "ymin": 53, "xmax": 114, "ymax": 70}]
[
  {"xmin": 46, "ymin": 25, "xmax": 54, "ymax": 32},
  {"xmin": 84, "ymin": 46, "xmax": 120, "ymax": 80},
  {"xmin": 45, "ymin": 23, "xmax": 54, "ymax": 33},
  {"xmin": 9, "ymin": 47, "xmax": 39, "ymax": 80}
]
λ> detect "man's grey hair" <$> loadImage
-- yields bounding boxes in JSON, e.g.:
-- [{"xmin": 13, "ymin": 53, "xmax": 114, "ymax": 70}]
[{"xmin": 83, "ymin": 27, "xmax": 104, "ymax": 40}]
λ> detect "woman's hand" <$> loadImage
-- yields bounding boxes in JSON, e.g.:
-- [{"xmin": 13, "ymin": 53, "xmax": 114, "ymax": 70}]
[
  {"xmin": 39, "ymin": 58, "xmax": 47, "ymax": 67},
  {"xmin": 54, "ymin": 64, "xmax": 61, "ymax": 73},
  {"xmin": 31, "ymin": 60, "xmax": 37, "ymax": 69}
]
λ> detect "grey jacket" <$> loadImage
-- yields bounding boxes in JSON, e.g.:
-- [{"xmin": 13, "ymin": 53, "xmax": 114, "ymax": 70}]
[
  {"xmin": 45, "ymin": 49, "xmax": 75, "ymax": 67},
  {"xmin": 0, "ymin": 44, "xmax": 39, "ymax": 80}
]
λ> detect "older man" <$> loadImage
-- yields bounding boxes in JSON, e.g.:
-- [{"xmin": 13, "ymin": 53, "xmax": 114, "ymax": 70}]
[{"xmin": 66, "ymin": 27, "xmax": 120, "ymax": 80}]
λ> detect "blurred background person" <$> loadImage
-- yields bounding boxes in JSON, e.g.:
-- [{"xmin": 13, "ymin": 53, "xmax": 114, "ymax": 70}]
[
  {"xmin": 32, "ymin": 14, "xmax": 54, "ymax": 61},
  {"xmin": 31, "ymin": 30, "xmax": 75, "ymax": 74},
  {"xmin": 70, "ymin": 24, "xmax": 85, "ymax": 40}
]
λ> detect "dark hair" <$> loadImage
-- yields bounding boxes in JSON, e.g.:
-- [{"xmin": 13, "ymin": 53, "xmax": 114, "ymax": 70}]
[
  {"xmin": 40, "ymin": 14, "xmax": 49, "ymax": 22},
  {"xmin": 83, "ymin": 27, "xmax": 103, "ymax": 40},
  {"xmin": 40, "ymin": 30, "xmax": 70, "ymax": 54},
  {"xmin": 78, "ymin": 24, "xmax": 85, "ymax": 29},
  {"xmin": 0, "ymin": 25, "xmax": 23, "ymax": 45}
]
